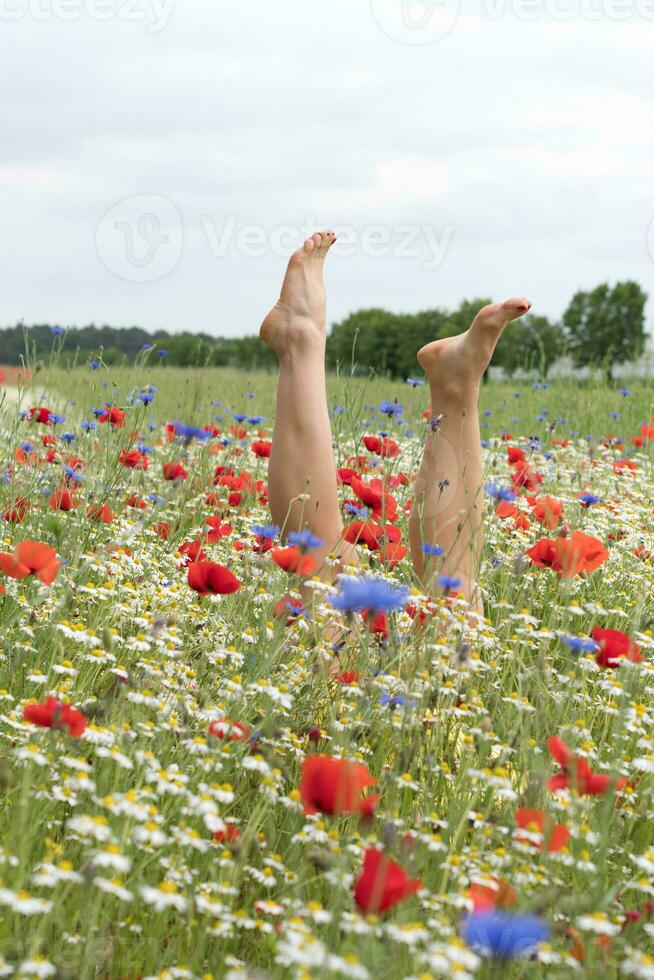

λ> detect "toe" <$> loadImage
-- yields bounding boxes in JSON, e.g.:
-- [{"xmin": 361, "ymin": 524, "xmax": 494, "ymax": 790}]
[
  {"xmin": 311, "ymin": 232, "xmax": 323, "ymax": 250},
  {"xmin": 503, "ymin": 297, "xmax": 532, "ymax": 316}
]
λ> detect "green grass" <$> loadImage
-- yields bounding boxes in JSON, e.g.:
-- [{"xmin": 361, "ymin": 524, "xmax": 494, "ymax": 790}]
[{"xmin": 0, "ymin": 363, "xmax": 654, "ymax": 978}]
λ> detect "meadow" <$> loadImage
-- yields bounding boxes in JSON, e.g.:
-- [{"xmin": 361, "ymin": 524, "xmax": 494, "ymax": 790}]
[{"xmin": 1, "ymin": 361, "xmax": 654, "ymax": 978}]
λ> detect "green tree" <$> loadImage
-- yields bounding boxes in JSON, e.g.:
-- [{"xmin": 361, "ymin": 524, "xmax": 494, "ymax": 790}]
[
  {"xmin": 494, "ymin": 314, "xmax": 564, "ymax": 378},
  {"xmin": 563, "ymin": 281, "xmax": 647, "ymax": 381}
]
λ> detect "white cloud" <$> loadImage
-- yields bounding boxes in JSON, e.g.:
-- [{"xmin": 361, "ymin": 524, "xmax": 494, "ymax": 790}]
[{"xmin": 0, "ymin": 0, "xmax": 652, "ymax": 335}]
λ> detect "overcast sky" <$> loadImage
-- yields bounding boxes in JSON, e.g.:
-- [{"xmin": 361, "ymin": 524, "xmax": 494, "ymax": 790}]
[{"xmin": 1, "ymin": 0, "xmax": 653, "ymax": 338}]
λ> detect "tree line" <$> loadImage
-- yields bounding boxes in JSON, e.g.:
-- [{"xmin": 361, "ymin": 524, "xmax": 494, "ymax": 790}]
[{"xmin": 0, "ymin": 281, "xmax": 647, "ymax": 380}]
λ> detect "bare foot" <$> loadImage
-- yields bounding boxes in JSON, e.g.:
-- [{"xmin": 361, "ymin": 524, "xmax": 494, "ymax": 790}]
[
  {"xmin": 260, "ymin": 231, "xmax": 337, "ymax": 357},
  {"xmin": 417, "ymin": 298, "xmax": 532, "ymax": 393}
]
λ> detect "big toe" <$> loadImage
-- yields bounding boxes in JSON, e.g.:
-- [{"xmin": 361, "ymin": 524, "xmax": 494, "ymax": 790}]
[
  {"xmin": 476, "ymin": 298, "xmax": 532, "ymax": 329},
  {"xmin": 500, "ymin": 297, "xmax": 532, "ymax": 320}
]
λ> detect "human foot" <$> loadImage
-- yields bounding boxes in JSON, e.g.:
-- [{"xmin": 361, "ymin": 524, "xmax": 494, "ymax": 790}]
[
  {"xmin": 260, "ymin": 231, "xmax": 337, "ymax": 357},
  {"xmin": 417, "ymin": 298, "xmax": 532, "ymax": 392}
]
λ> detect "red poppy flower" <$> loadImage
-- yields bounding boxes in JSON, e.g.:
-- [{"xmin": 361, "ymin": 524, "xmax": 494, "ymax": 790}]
[
  {"xmin": 3, "ymin": 497, "xmax": 29, "ymax": 523},
  {"xmin": 163, "ymin": 462, "xmax": 188, "ymax": 481},
  {"xmin": 50, "ymin": 489, "xmax": 78, "ymax": 511},
  {"xmin": 515, "ymin": 808, "xmax": 569, "ymax": 852},
  {"xmin": 213, "ymin": 824, "xmax": 240, "ymax": 844},
  {"xmin": 353, "ymin": 848, "xmax": 422, "ymax": 914},
  {"xmin": 613, "ymin": 459, "xmax": 638, "ymax": 474},
  {"xmin": 380, "ymin": 541, "xmax": 407, "ymax": 568},
  {"xmin": 23, "ymin": 697, "xmax": 86, "ymax": 737},
  {"xmin": 495, "ymin": 500, "xmax": 518, "ymax": 519},
  {"xmin": 152, "ymin": 521, "xmax": 172, "ymax": 540},
  {"xmin": 511, "ymin": 460, "xmax": 543, "ymax": 491},
  {"xmin": 119, "ymin": 448, "xmax": 149, "ymax": 470},
  {"xmin": 530, "ymin": 496, "xmax": 564, "ymax": 530},
  {"xmin": 98, "ymin": 405, "xmax": 125, "ymax": 427},
  {"xmin": 363, "ymin": 435, "xmax": 400, "ymax": 458},
  {"xmin": 126, "ymin": 494, "xmax": 147, "ymax": 509},
  {"xmin": 178, "ymin": 540, "xmax": 207, "ymax": 565},
  {"xmin": 87, "ymin": 503, "xmax": 113, "ymax": 524},
  {"xmin": 28, "ymin": 407, "xmax": 53, "ymax": 425},
  {"xmin": 188, "ymin": 561, "xmax": 240, "ymax": 595},
  {"xmin": 300, "ymin": 755, "xmax": 378, "ymax": 817},
  {"xmin": 0, "ymin": 540, "xmax": 60, "ymax": 585},
  {"xmin": 468, "ymin": 877, "xmax": 517, "ymax": 912},
  {"xmin": 547, "ymin": 736, "xmax": 627, "ymax": 796},
  {"xmin": 351, "ymin": 476, "xmax": 398, "ymax": 522},
  {"xmin": 271, "ymin": 546, "xmax": 316, "ymax": 576},
  {"xmin": 251, "ymin": 440, "xmax": 272, "ymax": 458},
  {"xmin": 334, "ymin": 670, "xmax": 360, "ymax": 685},
  {"xmin": 591, "ymin": 627, "xmax": 642, "ymax": 668},
  {"xmin": 527, "ymin": 531, "xmax": 608, "ymax": 578},
  {"xmin": 208, "ymin": 718, "xmax": 252, "ymax": 741},
  {"xmin": 204, "ymin": 518, "xmax": 233, "ymax": 543},
  {"xmin": 507, "ymin": 446, "xmax": 526, "ymax": 464}
]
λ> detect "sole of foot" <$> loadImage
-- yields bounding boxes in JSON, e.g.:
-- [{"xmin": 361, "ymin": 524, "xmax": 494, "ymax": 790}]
[
  {"xmin": 259, "ymin": 231, "xmax": 337, "ymax": 357},
  {"xmin": 417, "ymin": 297, "xmax": 532, "ymax": 388}
]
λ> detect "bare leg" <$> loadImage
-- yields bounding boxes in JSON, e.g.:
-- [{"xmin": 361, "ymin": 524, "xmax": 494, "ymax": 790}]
[
  {"xmin": 260, "ymin": 231, "xmax": 356, "ymax": 575},
  {"xmin": 409, "ymin": 298, "xmax": 532, "ymax": 606}
]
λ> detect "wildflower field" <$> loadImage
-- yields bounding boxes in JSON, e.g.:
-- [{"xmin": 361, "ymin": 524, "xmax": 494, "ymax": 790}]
[{"xmin": 2, "ymin": 362, "xmax": 654, "ymax": 979}]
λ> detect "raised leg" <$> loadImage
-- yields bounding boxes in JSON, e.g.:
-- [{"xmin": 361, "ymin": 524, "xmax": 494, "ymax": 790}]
[
  {"xmin": 409, "ymin": 298, "xmax": 532, "ymax": 606},
  {"xmin": 260, "ymin": 231, "xmax": 355, "ymax": 574}
]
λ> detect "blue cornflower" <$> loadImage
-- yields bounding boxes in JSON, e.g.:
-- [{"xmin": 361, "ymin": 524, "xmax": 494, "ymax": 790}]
[
  {"xmin": 533, "ymin": 382, "xmax": 550, "ymax": 390},
  {"xmin": 608, "ymin": 411, "xmax": 620, "ymax": 420},
  {"xmin": 288, "ymin": 530, "xmax": 324, "ymax": 550},
  {"xmin": 332, "ymin": 404, "xmax": 345, "ymax": 415},
  {"xmin": 379, "ymin": 690, "xmax": 415, "ymax": 709},
  {"xmin": 512, "ymin": 391, "xmax": 521, "ymax": 398},
  {"xmin": 579, "ymin": 492, "xmax": 600, "ymax": 507},
  {"xmin": 136, "ymin": 444, "xmax": 153, "ymax": 455},
  {"xmin": 172, "ymin": 422, "xmax": 211, "ymax": 442},
  {"xmin": 20, "ymin": 443, "xmax": 35, "ymax": 452},
  {"xmin": 344, "ymin": 503, "xmax": 369, "ymax": 518},
  {"xmin": 147, "ymin": 494, "xmax": 164, "ymax": 504},
  {"xmin": 485, "ymin": 483, "xmax": 517, "ymax": 502},
  {"xmin": 64, "ymin": 466, "xmax": 82, "ymax": 483},
  {"xmin": 60, "ymin": 433, "xmax": 76, "ymax": 443},
  {"xmin": 49, "ymin": 413, "xmax": 65, "ymax": 425},
  {"xmin": 81, "ymin": 420, "xmax": 97, "ymax": 432},
  {"xmin": 331, "ymin": 575, "xmax": 409, "ymax": 614},
  {"xmin": 51, "ymin": 325, "xmax": 64, "ymax": 335},
  {"xmin": 89, "ymin": 360, "xmax": 101, "ymax": 370},
  {"xmin": 619, "ymin": 387, "xmax": 632, "ymax": 397},
  {"xmin": 246, "ymin": 392, "xmax": 256, "ymax": 399},
  {"xmin": 481, "ymin": 439, "xmax": 491, "ymax": 448},
  {"xmin": 233, "ymin": 413, "xmax": 248, "ymax": 423},
  {"xmin": 562, "ymin": 635, "xmax": 598, "ymax": 654},
  {"xmin": 422, "ymin": 542, "xmax": 444, "ymax": 557},
  {"xmin": 139, "ymin": 391, "xmax": 155, "ymax": 404},
  {"xmin": 379, "ymin": 399, "xmax": 404, "ymax": 419},
  {"xmin": 483, "ymin": 410, "xmax": 493, "ymax": 417},
  {"xmin": 406, "ymin": 377, "xmax": 425, "ymax": 387},
  {"xmin": 248, "ymin": 416, "xmax": 266, "ymax": 425},
  {"xmin": 437, "ymin": 574, "xmax": 461, "ymax": 592},
  {"xmin": 252, "ymin": 524, "xmax": 280, "ymax": 541},
  {"xmin": 157, "ymin": 348, "xmax": 168, "ymax": 357},
  {"xmin": 462, "ymin": 912, "xmax": 549, "ymax": 958},
  {"xmin": 142, "ymin": 343, "xmax": 153, "ymax": 351}
]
